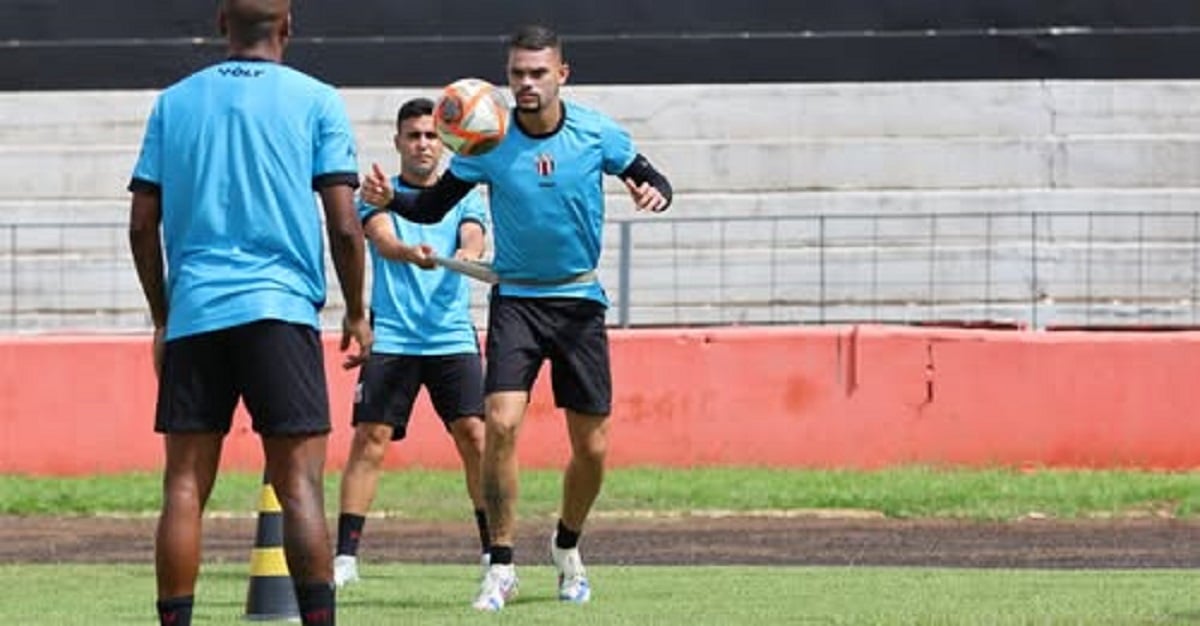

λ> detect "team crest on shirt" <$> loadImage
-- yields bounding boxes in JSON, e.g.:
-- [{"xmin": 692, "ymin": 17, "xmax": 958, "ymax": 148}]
[{"xmin": 535, "ymin": 153, "xmax": 556, "ymax": 187}]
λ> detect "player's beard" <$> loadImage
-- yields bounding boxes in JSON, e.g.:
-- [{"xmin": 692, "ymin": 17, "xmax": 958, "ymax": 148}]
[
  {"xmin": 516, "ymin": 90, "xmax": 542, "ymax": 112},
  {"xmin": 403, "ymin": 159, "xmax": 437, "ymax": 181}
]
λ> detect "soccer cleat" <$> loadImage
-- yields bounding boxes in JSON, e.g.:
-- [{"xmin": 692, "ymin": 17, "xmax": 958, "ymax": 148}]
[
  {"xmin": 472, "ymin": 563, "xmax": 518, "ymax": 612},
  {"xmin": 550, "ymin": 533, "xmax": 591, "ymax": 604},
  {"xmin": 333, "ymin": 554, "xmax": 360, "ymax": 588}
]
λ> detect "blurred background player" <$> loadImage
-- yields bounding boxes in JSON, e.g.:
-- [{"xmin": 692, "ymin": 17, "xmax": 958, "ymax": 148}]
[
  {"xmin": 127, "ymin": 1, "xmax": 371, "ymax": 625},
  {"xmin": 361, "ymin": 24, "xmax": 672, "ymax": 612},
  {"xmin": 333, "ymin": 97, "xmax": 491, "ymax": 587}
]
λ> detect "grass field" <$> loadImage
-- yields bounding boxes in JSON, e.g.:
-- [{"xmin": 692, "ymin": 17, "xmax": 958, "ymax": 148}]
[
  {"xmin": 2, "ymin": 563, "xmax": 1199, "ymax": 625},
  {"xmin": 5, "ymin": 467, "xmax": 1200, "ymax": 624},
  {"xmin": 5, "ymin": 466, "xmax": 1200, "ymax": 519}
]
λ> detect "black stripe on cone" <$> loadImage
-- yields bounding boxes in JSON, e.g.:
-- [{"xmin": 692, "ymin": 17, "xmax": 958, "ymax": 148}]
[{"xmin": 245, "ymin": 477, "xmax": 300, "ymax": 622}]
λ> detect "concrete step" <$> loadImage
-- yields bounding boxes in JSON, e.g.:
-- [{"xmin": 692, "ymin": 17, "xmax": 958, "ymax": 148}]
[
  {"xmin": 605, "ymin": 211, "xmax": 1200, "ymax": 251},
  {"xmin": 606, "ymin": 243, "xmax": 1196, "ymax": 303},
  {"xmin": 6, "ymin": 240, "xmax": 1193, "ymax": 325},
  {"xmin": 0, "ymin": 200, "xmax": 126, "ymax": 224},
  {"xmin": 0, "ymin": 136, "xmax": 1059, "ymax": 197},
  {"xmin": 0, "ymin": 82, "xmax": 1052, "ymax": 145},
  {"xmin": 6, "ymin": 190, "xmax": 1200, "ymax": 230},
  {"xmin": 2, "ymin": 269, "xmax": 1188, "ymax": 332},
  {"xmin": 609, "ymin": 188, "xmax": 1200, "ymax": 219},
  {"xmin": 13, "ymin": 135, "xmax": 1200, "ymax": 200},
  {"xmin": 10, "ymin": 300, "xmax": 1189, "ymax": 333},
  {"xmin": 13, "ymin": 81, "xmax": 1200, "ymax": 145}
]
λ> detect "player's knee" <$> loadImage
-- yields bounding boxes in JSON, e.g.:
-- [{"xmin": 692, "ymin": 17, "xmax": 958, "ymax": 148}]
[
  {"xmin": 163, "ymin": 464, "xmax": 220, "ymax": 506},
  {"xmin": 266, "ymin": 480, "xmax": 320, "ymax": 518},
  {"xmin": 162, "ymin": 479, "xmax": 206, "ymax": 511},
  {"xmin": 572, "ymin": 435, "xmax": 608, "ymax": 463},
  {"xmin": 450, "ymin": 416, "xmax": 485, "ymax": 450},
  {"xmin": 485, "ymin": 418, "xmax": 520, "ymax": 450},
  {"xmin": 485, "ymin": 393, "xmax": 525, "ymax": 427},
  {"xmin": 352, "ymin": 442, "xmax": 387, "ymax": 467},
  {"xmin": 567, "ymin": 413, "xmax": 609, "ymax": 462},
  {"xmin": 352, "ymin": 424, "xmax": 392, "ymax": 461}
]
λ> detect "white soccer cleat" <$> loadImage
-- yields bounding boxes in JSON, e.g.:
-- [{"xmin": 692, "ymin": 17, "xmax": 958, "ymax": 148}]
[
  {"xmin": 472, "ymin": 563, "xmax": 518, "ymax": 612},
  {"xmin": 333, "ymin": 554, "xmax": 360, "ymax": 588},
  {"xmin": 550, "ymin": 533, "xmax": 591, "ymax": 604}
]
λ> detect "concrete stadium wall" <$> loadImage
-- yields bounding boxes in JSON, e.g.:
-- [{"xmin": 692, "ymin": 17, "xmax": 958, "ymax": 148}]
[
  {"xmin": 5, "ymin": 81, "xmax": 1200, "ymax": 330},
  {"xmin": 3, "ymin": 327, "xmax": 1200, "ymax": 475}
]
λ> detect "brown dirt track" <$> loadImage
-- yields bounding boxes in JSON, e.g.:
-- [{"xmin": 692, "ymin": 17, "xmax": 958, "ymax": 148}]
[{"xmin": 4, "ymin": 515, "xmax": 1200, "ymax": 569}]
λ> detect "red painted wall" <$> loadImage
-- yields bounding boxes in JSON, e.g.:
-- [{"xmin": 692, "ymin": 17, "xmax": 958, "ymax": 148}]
[{"xmin": 3, "ymin": 326, "xmax": 1200, "ymax": 475}]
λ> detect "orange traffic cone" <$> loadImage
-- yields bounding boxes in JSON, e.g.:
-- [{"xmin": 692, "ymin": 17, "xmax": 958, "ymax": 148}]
[{"xmin": 244, "ymin": 477, "xmax": 300, "ymax": 622}]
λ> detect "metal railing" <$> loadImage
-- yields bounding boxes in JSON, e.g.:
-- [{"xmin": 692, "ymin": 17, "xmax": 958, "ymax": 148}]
[
  {"xmin": 3, "ymin": 211, "xmax": 1200, "ymax": 333},
  {"xmin": 601, "ymin": 211, "xmax": 1200, "ymax": 329}
]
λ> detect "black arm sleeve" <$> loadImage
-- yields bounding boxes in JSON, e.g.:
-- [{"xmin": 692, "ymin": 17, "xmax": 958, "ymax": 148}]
[
  {"xmin": 313, "ymin": 172, "xmax": 360, "ymax": 191},
  {"xmin": 127, "ymin": 178, "xmax": 161, "ymax": 195},
  {"xmin": 385, "ymin": 170, "xmax": 475, "ymax": 224},
  {"xmin": 619, "ymin": 153, "xmax": 673, "ymax": 211}
]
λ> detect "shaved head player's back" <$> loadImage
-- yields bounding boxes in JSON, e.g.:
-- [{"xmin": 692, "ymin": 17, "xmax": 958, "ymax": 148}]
[{"xmin": 127, "ymin": 0, "xmax": 369, "ymax": 624}]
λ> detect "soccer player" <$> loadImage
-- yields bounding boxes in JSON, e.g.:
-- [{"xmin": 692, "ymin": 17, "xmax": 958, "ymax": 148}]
[
  {"xmin": 333, "ymin": 97, "xmax": 491, "ymax": 587},
  {"xmin": 128, "ymin": 2, "xmax": 370, "ymax": 625},
  {"xmin": 361, "ymin": 24, "xmax": 672, "ymax": 612}
]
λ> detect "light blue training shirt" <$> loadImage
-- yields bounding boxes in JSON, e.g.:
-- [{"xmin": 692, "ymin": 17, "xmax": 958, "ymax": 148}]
[
  {"xmin": 359, "ymin": 177, "xmax": 488, "ymax": 355},
  {"xmin": 448, "ymin": 101, "xmax": 636, "ymax": 305},
  {"xmin": 130, "ymin": 58, "xmax": 359, "ymax": 340}
]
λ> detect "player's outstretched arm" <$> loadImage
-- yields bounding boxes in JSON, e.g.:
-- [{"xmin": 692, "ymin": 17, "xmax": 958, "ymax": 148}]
[
  {"xmin": 320, "ymin": 183, "xmax": 373, "ymax": 369},
  {"xmin": 363, "ymin": 213, "xmax": 436, "ymax": 268},
  {"xmin": 361, "ymin": 163, "xmax": 475, "ymax": 224},
  {"xmin": 620, "ymin": 153, "xmax": 673, "ymax": 212}
]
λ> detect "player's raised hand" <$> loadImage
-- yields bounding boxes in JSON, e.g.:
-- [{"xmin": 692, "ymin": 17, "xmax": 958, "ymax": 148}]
[
  {"xmin": 361, "ymin": 163, "xmax": 395, "ymax": 208},
  {"xmin": 623, "ymin": 178, "xmax": 668, "ymax": 212},
  {"xmin": 340, "ymin": 314, "xmax": 373, "ymax": 369}
]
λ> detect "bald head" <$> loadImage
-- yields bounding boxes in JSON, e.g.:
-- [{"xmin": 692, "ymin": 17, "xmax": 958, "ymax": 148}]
[{"xmin": 219, "ymin": 0, "xmax": 291, "ymax": 50}]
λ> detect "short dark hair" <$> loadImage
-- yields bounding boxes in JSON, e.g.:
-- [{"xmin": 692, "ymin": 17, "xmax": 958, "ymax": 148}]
[
  {"xmin": 397, "ymin": 98, "xmax": 435, "ymax": 127},
  {"xmin": 508, "ymin": 24, "xmax": 562, "ymax": 54}
]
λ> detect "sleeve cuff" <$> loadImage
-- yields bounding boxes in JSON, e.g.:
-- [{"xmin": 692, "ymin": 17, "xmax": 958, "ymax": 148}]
[
  {"xmin": 360, "ymin": 208, "xmax": 384, "ymax": 226},
  {"xmin": 459, "ymin": 217, "xmax": 486, "ymax": 233},
  {"xmin": 127, "ymin": 178, "xmax": 161, "ymax": 194},
  {"xmin": 313, "ymin": 172, "xmax": 360, "ymax": 191}
]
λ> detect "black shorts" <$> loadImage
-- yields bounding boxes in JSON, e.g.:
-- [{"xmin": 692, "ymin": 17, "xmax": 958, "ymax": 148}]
[
  {"xmin": 155, "ymin": 320, "xmax": 330, "ymax": 436},
  {"xmin": 484, "ymin": 291, "xmax": 611, "ymax": 416},
  {"xmin": 351, "ymin": 352, "xmax": 484, "ymax": 440}
]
